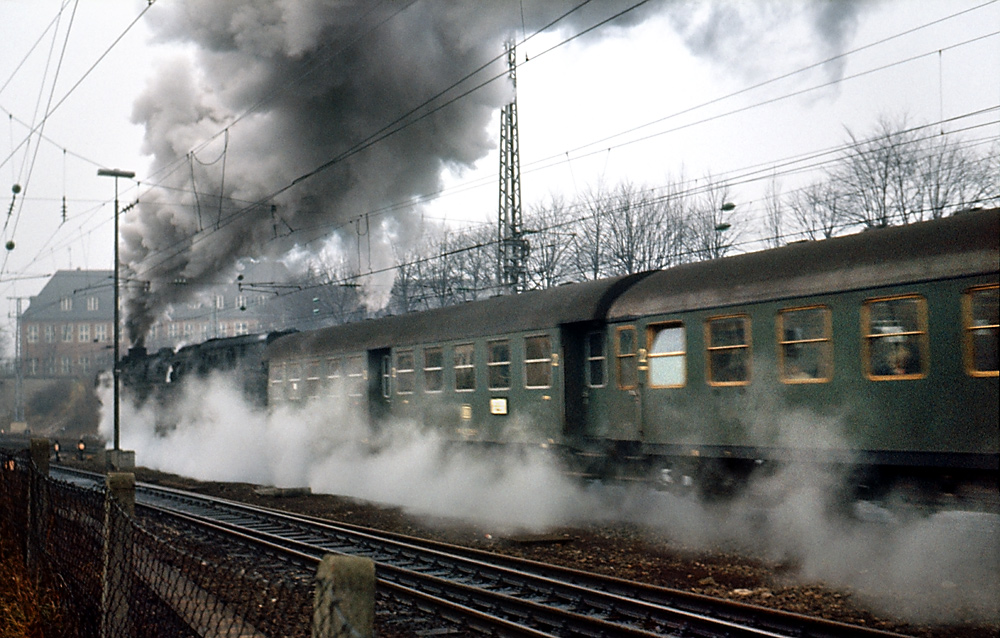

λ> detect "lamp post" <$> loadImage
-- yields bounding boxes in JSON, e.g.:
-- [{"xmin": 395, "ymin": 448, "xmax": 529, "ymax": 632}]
[{"xmin": 97, "ymin": 168, "xmax": 135, "ymax": 454}]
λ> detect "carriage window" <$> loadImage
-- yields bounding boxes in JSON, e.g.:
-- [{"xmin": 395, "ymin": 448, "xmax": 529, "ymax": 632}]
[
  {"xmin": 325, "ymin": 357, "xmax": 341, "ymax": 396},
  {"xmin": 648, "ymin": 322, "xmax": 685, "ymax": 388},
  {"xmin": 269, "ymin": 362, "xmax": 285, "ymax": 401},
  {"xmin": 863, "ymin": 295, "xmax": 928, "ymax": 380},
  {"xmin": 706, "ymin": 316, "xmax": 750, "ymax": 385},
  {"xmin": 381, "ymin": 355, "xmax": 391, "ymax": 399},
  {"xmin": 778, "ymin": 307, "xmax": 832, "ymax": 383},
  {"xmin": 287, "ymin": 362, "xmax": 303, "ymax": 400},
  {"xmin": 346, "ymin": 355, "xmax": 365, "ymax": 397},
  {"xmin": 525, "ymin": 335, "xmax": 552, "ymax": 388},
  {"xmin": 488, "ymin": 340, "xmax": 511, "ymax": 390},
  {"xmin": 616, "ymin": 326, "xmax": 638, "ymax": 390},
  {"xmin": 964, "ymin": 286, "xmax": 999, "ymax": 376},
  {"xmin": 304, "ymin": 360, "xmax": 321, "ymax": 399},
  {"xmin": 396, "ymin": 350, "xmax": 415, "ymax": 394},
  {"xmin": 586, "ymin": 332, "xmax": 605, "ymax": 388},
  {"xmin": 454, "ymin": 344, "xmax": 475, "ymax": 391},
  {"xmin": 424, "ymin": 347, "xmax": 443, "ymax": 392}
]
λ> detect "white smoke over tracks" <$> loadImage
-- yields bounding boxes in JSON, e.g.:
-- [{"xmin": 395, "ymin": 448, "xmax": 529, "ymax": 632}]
[
  {"xmin": 121, "ymin": 0, "xmax": 870, "ymax": 345},
  {"xmin": 101, "ymin": 374, "xmax": 998, "ymax": 625}
]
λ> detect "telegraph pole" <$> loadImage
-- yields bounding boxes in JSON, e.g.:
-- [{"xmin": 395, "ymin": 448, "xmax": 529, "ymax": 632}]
[{"xmin": 498, "ymin": 40, "xmax": 528, "ymax": 295}]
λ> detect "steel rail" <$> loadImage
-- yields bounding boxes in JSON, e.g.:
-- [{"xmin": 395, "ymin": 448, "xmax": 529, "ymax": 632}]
[{"xmin": 51, "ymin": 466, "xmax": 913, "ymax": 638}]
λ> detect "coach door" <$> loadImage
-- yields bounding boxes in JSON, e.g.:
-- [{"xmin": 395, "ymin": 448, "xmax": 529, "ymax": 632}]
[
  {"xmin": 608, "ymin": 325, "xmax": 643, "ymax": 441},
  {"xmin": 368, "ymin": 348, "xmax": 392, "ymax": 424}
]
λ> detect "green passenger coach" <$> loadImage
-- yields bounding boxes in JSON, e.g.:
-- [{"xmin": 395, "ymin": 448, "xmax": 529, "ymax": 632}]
[{"xmin": 263, "ymin": 208, "xmax": 998, "ymax": 498}]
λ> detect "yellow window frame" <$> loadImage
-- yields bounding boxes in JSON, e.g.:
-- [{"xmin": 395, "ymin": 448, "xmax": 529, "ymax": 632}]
[
  {"xmin": 776, "ymin": 305, "xmax": 833, "ymax": 384},
  {"xmin": 962, "ymin": 284, "xmax": 999, "ymax": 377},
  {"xmin": 861, "ymin": 294, "xmax": 929, "ymax": 381}
]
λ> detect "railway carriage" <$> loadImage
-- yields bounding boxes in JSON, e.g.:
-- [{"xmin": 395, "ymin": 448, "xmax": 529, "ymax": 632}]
[
  {"xmin": 591, "ymin": 209, "xmax": 998, "ymax": 492},
  {"xmin": 264, "ymin": 273, "xmax": 653, "ymax": 448},
  {"xmin": 125, "ymin": 208, "xmax": 998, "ymax": 499}
]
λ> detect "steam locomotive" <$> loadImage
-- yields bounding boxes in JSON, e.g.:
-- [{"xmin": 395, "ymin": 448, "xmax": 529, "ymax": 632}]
[{"xmin": 122, "ymin": 208, "xmax": 999, "ymax": 500}]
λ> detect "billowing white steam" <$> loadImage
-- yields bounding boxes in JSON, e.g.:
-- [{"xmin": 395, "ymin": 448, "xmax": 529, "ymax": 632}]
[{"xmin": 99, "ymin": 373, "xmax": 998, "ymax": 625}]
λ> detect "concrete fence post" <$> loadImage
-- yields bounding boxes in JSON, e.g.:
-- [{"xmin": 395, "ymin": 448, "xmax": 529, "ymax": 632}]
[
  {"xmin": 26, "ymin": 438, "xmax": 50, "ymax": 573},
  {"xmin": 312, "ymin": 554, "xmax": 375, "ymax": 638},
  {"xmin": 101, "ymin": 472, "xmax": 135, "ymax": 638},
  {"xmin": 30, "ymin": 437, "xmax": 49, "ymax": 476}
]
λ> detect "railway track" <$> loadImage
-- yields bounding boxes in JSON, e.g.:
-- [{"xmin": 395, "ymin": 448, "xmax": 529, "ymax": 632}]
[{"xmin": 52, "ymin": 466, "xmax": 911, "ymax": 638}]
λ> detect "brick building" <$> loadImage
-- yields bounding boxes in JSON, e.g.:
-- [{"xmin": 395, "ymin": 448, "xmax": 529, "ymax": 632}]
[
  {"xmin": 20, "ymin": 269, "xmax": 115, "ymax": 379},
  {"xmin": 18, "ymin": 267, "xmax": 285, "ymax": 379}
]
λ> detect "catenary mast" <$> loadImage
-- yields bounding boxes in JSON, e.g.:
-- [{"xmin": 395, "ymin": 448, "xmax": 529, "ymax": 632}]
[{"xmin": 498, "ymin": 40, "xmax": 528, "ymax": 295}]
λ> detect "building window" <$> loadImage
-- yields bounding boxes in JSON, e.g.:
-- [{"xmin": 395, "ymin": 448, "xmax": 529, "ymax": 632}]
[
  {"xmin": 706, "ymin": 315, "xmax": 751, "ymax": 385},
  {"xmin": 44, "ymin": 325, "xmax": 55, "ymax": 343},
  {"xmin": 168, "ymin": 324, "xmax": 179, "ymax": 339},
  {"xmin": 454, "ymin": 344, "xmax": 475, "ymax": 391},
  {"xmin": 79, "ymin": 356, "xmax": 90, "ymax": 374},
  {"xmin": 648, "ymin": 322, "xmax": 685, "ymax": 388},
  {"xmin": 616, "ymin": 326, "xmax": 638, "ymax": 390},
  {"xmin": 87, "ymin": 296, "xmax": 99, "ymax": 311},
  {"xmin": 777, "ymin": 306, "xmax": 832, "ymax": 383},
  {"xmin": 586, "ymin": 332, "xmax": 605, "ymax": 388},
  {"xmin": 62, "ymin": 324, "xmax": 74, "ymax": 343},
  {"xmin": 78, "ymin": 324, "xmax": 90, "ymax": 343},
  {"xmin": 218, "ymin": 323, "xmax": 229, "ymax": 337},
  {"xmin": 423, "ymin": 347, "xmax": 443, "ymax": 393},
  {"xmin": 60, "ymin": 356, "xmax": 72, "ymax": 375},
  {"xmin": 487, "ymin": 339, "xmax": 511, "ymax": 390},
  {"xmin": 862, "ymin": 295, "xmax": 928, "ymax": 379},
  {"xmin": 28, "ymin": 358, "xmax": 38, "ymax": 375},
  {"xmin": 27, "ymin": 325, "xmax": 39, "ymax": 343},
  {"xmin": 94, "ymin": 324, "xmax": 108, "ymax": 343},
  {"xmin": 963, "ymin": 285, "xmax": 998, "ymax": 376},
  {"xmin": 60, "ymin": 296, "xmax": 72, "ymax": 311},
  {"xmin": 235, "ymin": 322, "xmax": 248, "ymax": 336},
  {"xmin": 215, "ymin": 295, "xmax": 225, "ymax": 310},
  {"xmin": 236, "ymin": 295, "xmax": 247, "ymax": 310},
  {"xmin": 183, "ymin": 323, "xmax": 194, "ymax": 339},
  {"xmin": 396, "ymin": 350, "xmax": 415, "ymax": 394},
  {"xmin": 525, "ymin": 335, "xmax": 552, "ymax": 388}
]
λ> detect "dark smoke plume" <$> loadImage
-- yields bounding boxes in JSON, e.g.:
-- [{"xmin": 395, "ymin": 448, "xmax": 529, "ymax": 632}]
[{"xmin": 123, "ymin": 0, "xmax": 866, "ymax": 344}]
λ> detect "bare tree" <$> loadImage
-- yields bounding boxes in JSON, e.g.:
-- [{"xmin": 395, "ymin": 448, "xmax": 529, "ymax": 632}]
[
  {"xmin": 918, "ymin": 135, "xmax": 1000, "ymax": 219},
  {"xmin": 788, "ymin": 180, "xmax": 844, "ymax": 240},
  {"xmin": 523, "ymin": 195, "xmax": 577, "ymax": 289},
  {"xmin": 570, "ymin": 182, "xmax": 613, "ymax": 280},
  {"xmin": 686, "ymin": 176, "xmax": 738, "ymax": 261},
  {"xmin": 762, "ymin": 174, "xmax": 784, "ymax": 248}
]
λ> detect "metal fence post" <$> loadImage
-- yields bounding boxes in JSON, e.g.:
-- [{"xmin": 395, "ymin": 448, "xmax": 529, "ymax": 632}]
[
  {"xmin": 101, "ymin": 472, "xmax": 135, "ymax": 638},
  {"xmin": 312, "ymin": 554, "xmax": 375, "ymax": 638}
]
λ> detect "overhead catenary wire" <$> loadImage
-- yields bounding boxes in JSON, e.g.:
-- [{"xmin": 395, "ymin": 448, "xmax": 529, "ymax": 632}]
[{"xmin": 3, "ymin": 1, "xmax": 998, "ymax": 309}]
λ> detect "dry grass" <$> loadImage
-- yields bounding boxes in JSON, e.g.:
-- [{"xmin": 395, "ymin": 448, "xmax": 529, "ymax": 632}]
[{"xmin": 0, "ymin": 534, "xmax": 63, "ymax": 638}]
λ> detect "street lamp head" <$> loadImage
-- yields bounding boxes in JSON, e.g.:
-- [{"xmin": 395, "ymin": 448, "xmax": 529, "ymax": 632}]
[{"xmin": 97, "ymin": 168, "xmax": 135, "ymax": 179}]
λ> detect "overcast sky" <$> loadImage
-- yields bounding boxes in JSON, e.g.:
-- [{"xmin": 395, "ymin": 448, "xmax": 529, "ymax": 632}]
[{"xmin": 1, "ymin": 0, "xmax": 998, "ymax": 348}]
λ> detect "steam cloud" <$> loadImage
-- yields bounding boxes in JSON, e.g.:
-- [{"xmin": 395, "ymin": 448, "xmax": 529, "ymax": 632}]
[
  {"xmin": 121, "ymin": 0, "xmax": 868, "ymax": 344},
  {"xmin": 101, "ymin": 373, "xmax": 999, "ymax": 625}
]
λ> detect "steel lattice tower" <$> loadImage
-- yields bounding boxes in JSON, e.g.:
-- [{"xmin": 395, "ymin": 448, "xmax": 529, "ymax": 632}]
[{"xmin": 498, "ymin": 40, "xmax": 528, "ymax": 295}]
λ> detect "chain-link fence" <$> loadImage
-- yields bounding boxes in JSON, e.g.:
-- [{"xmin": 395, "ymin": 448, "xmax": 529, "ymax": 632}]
[{"xmin": 1, "ymin": 445, "xmax": 374, "ymax": 638}]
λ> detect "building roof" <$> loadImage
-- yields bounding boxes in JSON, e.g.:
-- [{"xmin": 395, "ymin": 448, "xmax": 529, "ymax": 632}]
[{"xmin": 22, "ymin": 270, "xmax": 114, "ymax": 322}]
